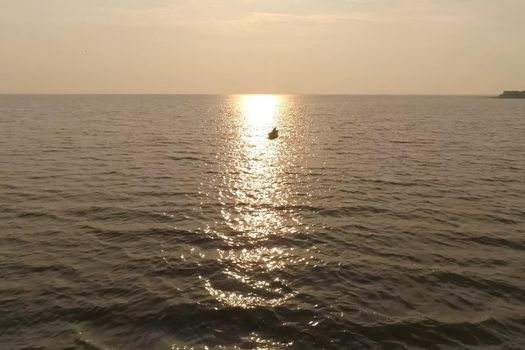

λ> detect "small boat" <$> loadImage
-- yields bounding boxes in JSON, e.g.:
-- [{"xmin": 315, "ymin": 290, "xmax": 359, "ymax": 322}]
[{"xmin": 268, "ymin": 127, "xmax": 279, "ymax": 140}]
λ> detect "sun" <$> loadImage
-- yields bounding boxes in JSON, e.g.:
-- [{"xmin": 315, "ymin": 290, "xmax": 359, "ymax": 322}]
[{"xmin": 240, "ymin": 95, "xmax": 280, "ymax": 128}]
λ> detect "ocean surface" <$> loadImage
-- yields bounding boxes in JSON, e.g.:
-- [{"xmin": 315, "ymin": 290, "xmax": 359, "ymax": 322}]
[{"xmin": 0, "ymin": 95, "xmax": 524, "ymax": 350}]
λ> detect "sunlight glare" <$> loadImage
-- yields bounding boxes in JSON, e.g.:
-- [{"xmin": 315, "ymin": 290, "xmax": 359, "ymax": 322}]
[{"xmin": 240, "ymin": 95, "xmax": 280, "ymax": 129}]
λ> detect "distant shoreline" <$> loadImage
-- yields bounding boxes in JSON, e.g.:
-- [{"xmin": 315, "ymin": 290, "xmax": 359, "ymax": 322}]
[{"xmin": 497, "ymin": 91, "xmax": 525, "ymax": 99}]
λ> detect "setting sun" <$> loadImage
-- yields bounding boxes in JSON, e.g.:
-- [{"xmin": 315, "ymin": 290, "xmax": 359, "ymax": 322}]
[{"xmin": 240, "ymin": 95, "xmax": 281, "ymax": 128}]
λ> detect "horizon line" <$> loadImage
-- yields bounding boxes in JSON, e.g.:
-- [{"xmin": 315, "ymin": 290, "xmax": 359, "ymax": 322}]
[{"xmin": 0, "ymin": 92, "xmax": 497, "ymax": 97}]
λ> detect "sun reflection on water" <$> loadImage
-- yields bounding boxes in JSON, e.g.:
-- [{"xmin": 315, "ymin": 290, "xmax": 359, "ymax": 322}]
[{"xmin": 202, "ymin": 95, "xmax": 307, "ymax": 309}]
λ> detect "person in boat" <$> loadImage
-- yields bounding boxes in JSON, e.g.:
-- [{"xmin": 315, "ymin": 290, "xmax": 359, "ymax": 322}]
[{"xmin": 268, "ymin": 127, "xmax": 278, "ymax": 139}]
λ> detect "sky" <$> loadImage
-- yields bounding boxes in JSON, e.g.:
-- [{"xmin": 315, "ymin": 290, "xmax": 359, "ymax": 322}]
[{"xmin": 1, "ymin": 0, "xmax": 524, "ymax": 94}]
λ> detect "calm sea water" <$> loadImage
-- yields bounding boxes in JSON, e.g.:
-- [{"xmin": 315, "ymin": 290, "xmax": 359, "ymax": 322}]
[{"xmin": 1, "ymin": 95, "xmax": 524, "ymax": 349}]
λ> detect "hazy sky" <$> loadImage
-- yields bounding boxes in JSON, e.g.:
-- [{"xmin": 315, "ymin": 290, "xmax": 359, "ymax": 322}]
[{"xmin": 1, "ymin": 0, "xmax": 524, "ymax": 94}]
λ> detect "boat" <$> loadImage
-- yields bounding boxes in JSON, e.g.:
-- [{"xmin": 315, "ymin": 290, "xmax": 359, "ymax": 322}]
[{"xmin": 268, "ymin": 127, "xmax": 279, "ymax": 140}]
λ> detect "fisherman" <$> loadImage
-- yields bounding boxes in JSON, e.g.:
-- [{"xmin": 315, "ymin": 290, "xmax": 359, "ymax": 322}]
[{"xmin": 268, "ymin": 127, "xmax": 279, "ymax": 139}]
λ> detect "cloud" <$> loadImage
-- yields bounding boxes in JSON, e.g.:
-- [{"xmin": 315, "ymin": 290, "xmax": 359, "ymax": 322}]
[
  {"xmin": 231, "ymin": 12, "xmax": 349, "ymax": 25},
  {"xmin": 106, "ymin": 0, "xmax": 523, "ymax": 33},
  {"xmin": 108, "ymin": 5, "xmax": 350, "ymax": 33},
  {"xmin": 109, "ymin": 6, "xmax": 185, "ymax": 27},
  {"xmin": 218, "ymin": 12, "xmax": 351, "ymax": 32}
]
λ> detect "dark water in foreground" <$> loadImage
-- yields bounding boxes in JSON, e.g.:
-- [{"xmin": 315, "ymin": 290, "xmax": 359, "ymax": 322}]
[{"xmin": 1, "ymin": 95, "xmax": 524, "ymax": 349}]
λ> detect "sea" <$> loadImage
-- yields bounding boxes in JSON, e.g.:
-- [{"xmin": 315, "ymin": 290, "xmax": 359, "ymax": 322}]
[{"xmin": 0, "ymin": 95, "xmax": 524, "ymax": 349}]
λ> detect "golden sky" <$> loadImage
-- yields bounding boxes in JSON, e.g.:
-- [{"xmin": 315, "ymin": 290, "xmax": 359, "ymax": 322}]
[{"xmin": 1, "ymin": 0, "xmax": 524, "ymax": 94}]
